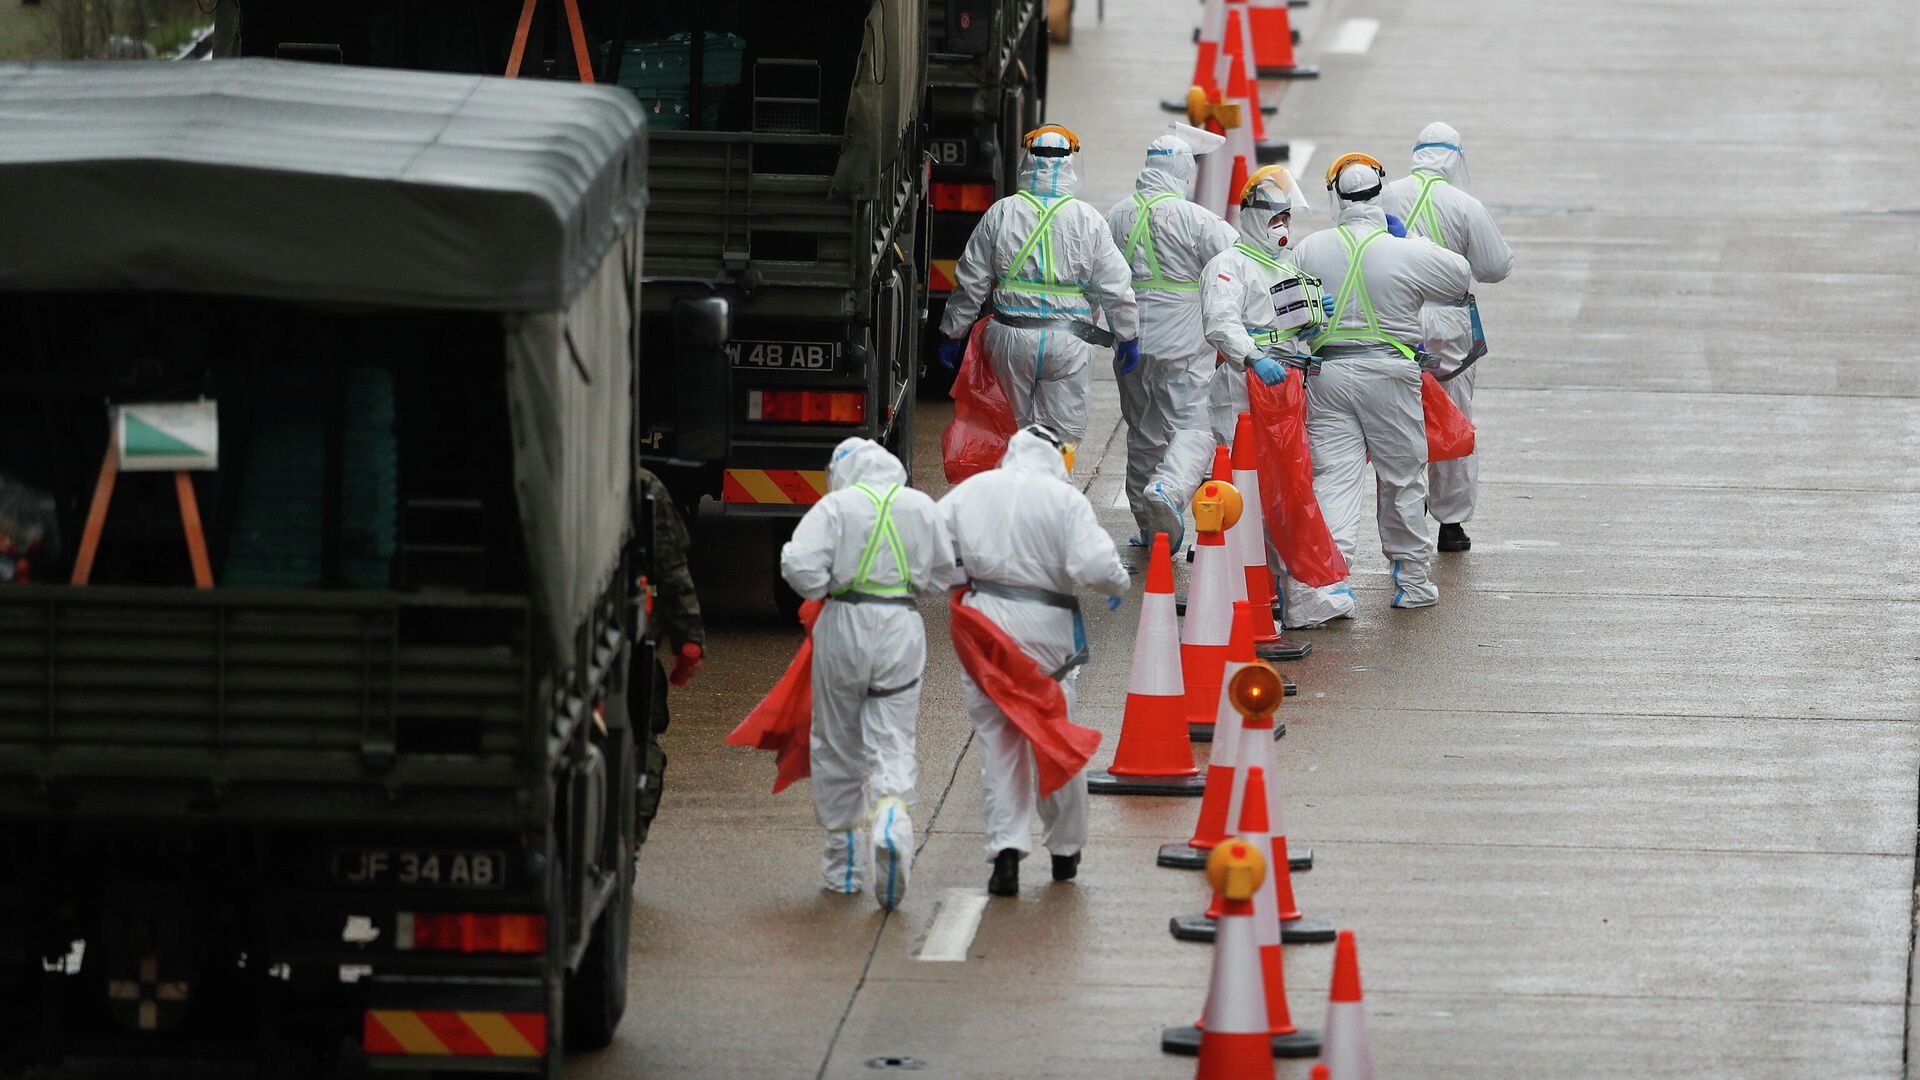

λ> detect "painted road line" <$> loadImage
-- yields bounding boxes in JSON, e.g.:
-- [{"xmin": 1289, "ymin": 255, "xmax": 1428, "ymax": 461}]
[
  {"xmin": 1287, "ymin": 141, "xmax": 1315, "ymax": 185},
  {"xmin": 914, "ymin": 889, "xmax": 989, "ymax": 962},
  {"xmin": 1323, "ymin": 18, "xmax": 1380, "ymax": 55}
]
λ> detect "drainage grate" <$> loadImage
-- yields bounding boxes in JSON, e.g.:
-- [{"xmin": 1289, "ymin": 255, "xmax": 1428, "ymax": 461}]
[{"xmin": 865, "ymin": 1056, "xmax": 927, "ymax": 1071}]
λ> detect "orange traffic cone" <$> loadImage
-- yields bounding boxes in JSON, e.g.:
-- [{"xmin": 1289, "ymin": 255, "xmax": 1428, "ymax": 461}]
[
  {"xmin": 1174, "ymin": 667, "xmax": 1334, "ymax": 946},
  {"xmin": 1161, "ymin": 840, "xmax": 1280, "ymax": 1072},
  {"xmin": 1164, "ymin": 668, "xmax": 1321, "ymax": 1060},
  {"xmin": 1089, "ymin": 533, "xmax": 1204, "ymax": 796},
  {"xmin": 1221, "ymin": 5, "xmax": 1288, "ymax": 165},
  {"xmin": 1159, "ymin": 0, "xmax": 1225, "ymax": 113},
  {"xmin": 1249, "ymin": 0, "xmax": 1320, "ymax": 79},
  {"xmin": 1181, "ymin": 478, "xmax": 1239, "ymax": 731},
  {"xmin": 1159, "ymin": 602, "xmax": 1311, "ymax": 872},
  {"xmin": 1322, "ymin": 931, "xmax": 1374, "ymax": 1079},
  {"xmin": 1231, "ymin": 413, "xmax": 1311, "ymax": 663}
]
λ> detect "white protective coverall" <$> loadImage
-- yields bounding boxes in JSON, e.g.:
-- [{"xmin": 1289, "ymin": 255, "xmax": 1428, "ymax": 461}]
[
  {"xmin": 779, "ymin": 438, "xmax": 954, "ymax": 906},
  {"xmin": 1381, "ymin": 123, "xmax": 1514, "ymax": 526},
  {"xmin": 1104, "ymin": 131, "xmax": 1239, "ymax": 548},
  {"xmin": 939, "ymin": 132, "xmax": 1140, "ymax": 445},
  {"xmin": 1199, "ymin": 170, "xmax": 1356, "ymax": 628},
  {"xmin": 1289, "ymin": 161, "xmax": 1471, "ymax": 610},
  {"xmin": 937, "ymin": 430, "xmax": 1130, "ymax": 863}
]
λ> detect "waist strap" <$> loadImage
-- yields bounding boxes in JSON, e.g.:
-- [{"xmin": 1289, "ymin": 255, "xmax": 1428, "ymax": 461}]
[
  {"xmin": 968, "ymin": 578, "xmax": 1079, "ymax": 610},
  {"xmin": 969, "ymin": 579, "xmax": 1086, "ymax": 677},
  {"xmin": 830, "ymin": 591, "xmax": 918, "ymax": 608},
  {"xmin": 991, "ymin": 313, "xmax": 1116, "ymax": 348}
]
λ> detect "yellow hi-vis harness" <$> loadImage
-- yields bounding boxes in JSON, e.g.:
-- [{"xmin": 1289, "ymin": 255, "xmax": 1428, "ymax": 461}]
[
  {"xmin": 1310, "ymin": 227, "xmax": 1419, "ymax": 362},
  {"xmin": 1231, "ymin": 241, "xmax": 1320, "ymax": 352},
  {"xmin": 830, "ymin": 483, "xmax": 914, "ymax": 605},
  {"xmin": 998, "ymin": 191, "xmax": 1086, "ymax": 304},
  {"xmin": 1121, "ymin": 192, "xmax": 1200, "ymax": 293},
  {"xmin": 1405, "ymin": 171, "xmax": 1450, "ymax": 248}
]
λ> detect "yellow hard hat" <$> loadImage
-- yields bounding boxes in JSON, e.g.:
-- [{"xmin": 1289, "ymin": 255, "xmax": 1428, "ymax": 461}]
[
  {"xmin": 1325, "ymin": 151, "xmax": 1386, "ymax": 199},
  {"xmin": 1206, "ymin": 837, "xmax": 1267, "ymax": 901},
  {"xmin": 1238, "ymin": 164, "xmax": 1294, "ymax": 206},
  {"xmin": 1191, "ymin": 479, "xmax": 1243, "ymax": 534},
  {"xmin": 1228, "ymin": 662, "xmax": 1284, "ymax": 719},
  {"xmin": 1024, "ymin": 124, "xmax": 1082, "ymax": 155}
]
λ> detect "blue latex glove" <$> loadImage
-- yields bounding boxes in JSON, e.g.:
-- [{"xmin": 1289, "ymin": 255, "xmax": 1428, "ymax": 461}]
[
  {"xmin": 1251, "ymin": 356, "xmax": 1288, "ymax": 386},
  {"xmin": 937, "ymin": 337, "xmax": 966, "ymax": 371},
  {"xmin": 1384, "ymin": 213, "xmax": 1408, "ymax": 238},
  {"xmin": 1106, "ymin": 595, "xmax": 1124, "ymax": 612},
  {"xmin": 1115, "ymin": 339, "xmax": 1141, "ymax": 376},
  {"xmin": 1321, "ymin": 294, "xmax": 1337, "ymax": 319}
]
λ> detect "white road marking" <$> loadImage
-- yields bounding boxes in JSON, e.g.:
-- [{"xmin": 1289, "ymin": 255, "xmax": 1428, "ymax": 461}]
[
  {"xmin": 914, "ymin": 888, "xmax": 990, "ymax": 962},
  {"xmin": 1287, "ymin": 141, "xmax": 1315, "ymax": 184},
  {"xmin": 1323, "ymin": 18, "xmax": 1380, "ymax": 55}
]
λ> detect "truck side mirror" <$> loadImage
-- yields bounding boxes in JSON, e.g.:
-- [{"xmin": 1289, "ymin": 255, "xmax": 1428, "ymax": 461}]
[{"xmin": 672, "ymin": 296, "xmax": 730, "ymax": 466}]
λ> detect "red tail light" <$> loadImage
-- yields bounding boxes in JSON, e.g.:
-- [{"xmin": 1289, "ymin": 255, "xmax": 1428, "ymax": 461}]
[
  {"xmin": 930, "ymin": 182, "xmax": 995, "ymax": 213},
  {"xmin": 395, "ymin": 912, "xmax": 546, "ymax": 954},
  {"xmin": 748, "ymin": 390, "xmax": 866, "ymax": 424}
]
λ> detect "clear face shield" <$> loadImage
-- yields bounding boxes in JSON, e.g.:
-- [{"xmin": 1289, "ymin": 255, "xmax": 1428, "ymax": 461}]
[{"xmin": 1412, "ymin": 137, "xmax": 1470, "ymax": 189}]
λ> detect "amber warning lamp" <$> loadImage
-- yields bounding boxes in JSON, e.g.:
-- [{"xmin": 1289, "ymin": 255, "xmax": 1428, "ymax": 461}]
[{"xmin": 1227, "ymin": 662, "xmax": 1284, "ymax": 719}]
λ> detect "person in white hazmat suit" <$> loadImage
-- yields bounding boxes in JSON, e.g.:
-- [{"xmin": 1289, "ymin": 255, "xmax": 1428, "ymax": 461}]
[
  {"xmin": 779, "ymin": 438, "xmax": 954, "ymax": 910},
  {"xmin": 1198, "ymin": 165, "xmax": 1356, "ymax": 628},
  {"xmin": 938, "ymin": 126, "xmax": 1141, "ymax": 448},
  {"xmin": 1381, "ymin": 122, "xmax": 1514, "ymax": 552},
  {"xmin": 1288, "ymin": 154, "xmax": 1471, "ymax": 612},
  {"xmin": 937, "ymin": 425, "xmax": 1131, "ymax": 897},
  {"xmin": 1103, "ymin": 124, "xmax": 1239, "ymax": 550}
]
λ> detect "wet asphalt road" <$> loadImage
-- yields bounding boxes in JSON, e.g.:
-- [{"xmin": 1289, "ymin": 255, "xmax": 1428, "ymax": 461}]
[{"xmin": 575, "ymin": 0, "xmax": 1920, "ymax": 1076}]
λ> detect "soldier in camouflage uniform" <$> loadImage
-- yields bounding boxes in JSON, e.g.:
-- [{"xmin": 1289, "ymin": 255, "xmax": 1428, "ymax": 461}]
[{"xmin": 634, "ymin": 467, "xmax": 705, "ymax": 845}]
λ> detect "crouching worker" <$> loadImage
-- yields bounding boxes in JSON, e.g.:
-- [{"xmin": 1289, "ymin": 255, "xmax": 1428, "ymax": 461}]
[{"xmin": 779, "ymin": 438, "xmax": 953, "ymax": 910}]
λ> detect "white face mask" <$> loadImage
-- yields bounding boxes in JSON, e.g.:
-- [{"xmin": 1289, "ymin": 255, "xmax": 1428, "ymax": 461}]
[{"xmin": 1269, "ymin": 221, "xmax": 1290, "ymax": 247}]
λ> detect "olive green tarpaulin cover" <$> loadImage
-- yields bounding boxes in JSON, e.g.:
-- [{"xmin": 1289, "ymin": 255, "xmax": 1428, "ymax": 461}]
[{"xmin": 0, "ymin": 59, "xmax": 647, "ymax": 669}]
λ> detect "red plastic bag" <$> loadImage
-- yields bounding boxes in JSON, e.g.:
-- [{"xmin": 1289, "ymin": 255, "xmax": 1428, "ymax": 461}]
[
  {"xmin": 1245, "ymin": 370, "xmax": 1347, "ymax": 588},
  {"xmin": 941, "ymin": 320, "xmax": 1016, "ymax": 483},
  {"xmin": 948, "ymin": 589, "xmax": 1102, "ymax": 797},
  {"xmin": 1422, "ymin": 371, "xmax": 1475, "ymax": 462},
  {"xmin": 725, "ymin": 599, "xmax": 824, "ymax": 794}
]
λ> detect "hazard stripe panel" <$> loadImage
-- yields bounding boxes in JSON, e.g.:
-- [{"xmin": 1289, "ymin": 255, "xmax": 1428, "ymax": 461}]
[
  {"xmin": 722, "ymin": 469, "xmax": 828, "ymax": 505},
  {"xmin": 363, "ymin": 1009, "xmax": 547, "ymax": 1057},
  {"xmin": 929, "ymin": 259, "xmax": 959, "ymax": 293}
]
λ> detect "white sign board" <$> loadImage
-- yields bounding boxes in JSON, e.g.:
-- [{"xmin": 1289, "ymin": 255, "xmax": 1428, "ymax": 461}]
[{"xmin": 115, "ymin": 401, "xmax": 219, "ymax": 472}]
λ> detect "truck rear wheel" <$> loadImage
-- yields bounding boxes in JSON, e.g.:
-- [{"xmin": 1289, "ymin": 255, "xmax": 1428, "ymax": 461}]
[{"xmin": 563, "ymin": 868, "xmax": 630, "ymax": 1051}]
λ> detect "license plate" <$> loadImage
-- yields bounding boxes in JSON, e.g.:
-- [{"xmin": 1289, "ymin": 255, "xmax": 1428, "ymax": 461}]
[
  {"xmin": 727, "ymin": 339, "xmax": 841, "ymax": 371},
  {"xmin": 928, "ymin": 138, "xmax": 971, "ymax": 167},
  {"xmin": 332, "ymin": 847, "xmax": 508, "ymax": 890}
]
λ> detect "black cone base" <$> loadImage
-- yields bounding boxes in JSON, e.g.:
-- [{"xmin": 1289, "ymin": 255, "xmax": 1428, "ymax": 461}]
[
  {"xmin": 1157, "ymin": 842, "xmax": 1313, "ymax": 872},
  {"xmin": 1170, "ymin": 913, "xmax": 1338, "ymax": 945},
  {"xmin": 1255, "ymin": 64, "xmax": 1321, "ymax": 79},
  {"xmin": 1087, "ymin": 770, "xmax": 1206, "ymax": 797},
  {"xmin": 1254, "ymin": 141, "xmax": 1290, "ymax": 164},
  {"xmin": 1161, "ymin": 97, "xmax": 1280, "ymax": 116},
  {"xmin": 1161, "ymin": 1025, "xmax": 1322, "ymax": 1058},
  {"xmin": 1188, "ymin": 720, "xmax": 1285, "ymax": 743},
  {"xmin": 1255, "ymin": 636, "xmax": 1312, "ymax": 661}
]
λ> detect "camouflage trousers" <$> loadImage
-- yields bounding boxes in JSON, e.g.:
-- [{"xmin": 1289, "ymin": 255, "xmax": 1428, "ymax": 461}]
[{"xmin": 635, "ymin": 657, "xmax": 671, "ymax": 844}]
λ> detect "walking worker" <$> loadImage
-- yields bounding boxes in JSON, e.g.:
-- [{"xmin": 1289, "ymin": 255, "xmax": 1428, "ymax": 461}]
[
  {"xmin": 938, "ymin": 125, "xmax": 1140, "ymax": 449},
  {"xmin": 938, "ymin": 425, "xmax": 1130, "ymax": 898},
  {"xmin": 1198, "ymin": 165, "xmax": 1353, "ymax": 627},
  {"xmin": 1289, "ymin": 154, "xmax": 1471, "ymax": 613},
  {"xmin": 1104, "ymin": 124, "xmax": 1239, "ymax": 549},
  {"xmin": 1381, "ymin": 122, "xmax": 1514, "ymax": 552},
  {"xmin": 778, "ymin": 438, "xmax": 954, "ymax": 910}
]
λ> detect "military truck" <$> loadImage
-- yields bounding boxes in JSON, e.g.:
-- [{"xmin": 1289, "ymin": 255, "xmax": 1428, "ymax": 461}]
[
  {"xmin": 921, "ymin": 0, "xmax": 1048, "ymax": 391},
  {"xmin": 0, "ymin": 61, "xmax": 684, "ymax": 1078},
  {"xmin": 233, "ymin": 0, "xmax": 930, "ymax": 613}
]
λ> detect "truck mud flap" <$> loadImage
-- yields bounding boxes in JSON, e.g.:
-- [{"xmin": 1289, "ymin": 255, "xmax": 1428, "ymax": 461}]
[{"xmin": 362, "ymin": 976, "xmax": 549, "ymax": 1071}]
